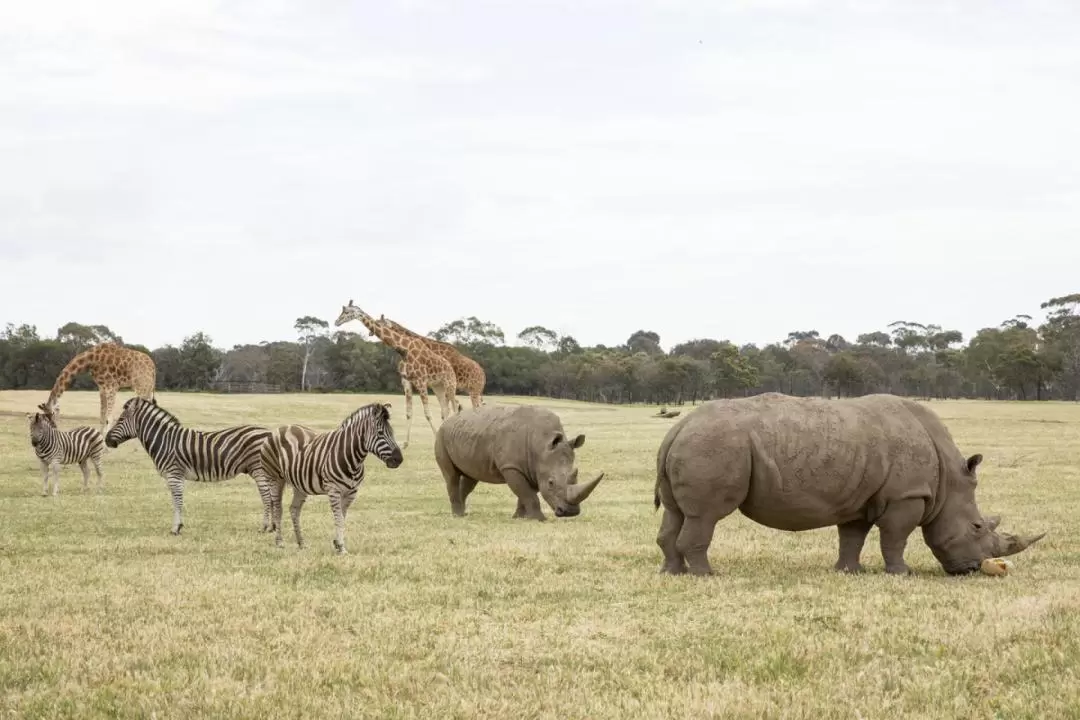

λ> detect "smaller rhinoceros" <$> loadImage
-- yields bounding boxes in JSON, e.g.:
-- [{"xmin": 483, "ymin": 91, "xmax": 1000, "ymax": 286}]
[{"xmin": 433, "ymin": 404, "xmax": 604, "ymax": 520}]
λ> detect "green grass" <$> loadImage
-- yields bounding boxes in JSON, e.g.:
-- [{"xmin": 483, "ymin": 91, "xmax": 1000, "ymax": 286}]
[{"xmin": 0, "ymin": 390, "xmax": 1077, "ymax": 718}]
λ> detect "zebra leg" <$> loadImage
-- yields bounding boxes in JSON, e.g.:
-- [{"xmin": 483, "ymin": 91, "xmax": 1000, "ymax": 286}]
[
  {"xmin": 252, "ymin": 471, "xmax": 275, "ymax": 532},
  {"xmin": 271, "ymin": 480, "xmax": 286, "ymax": 548},
  {"xmin": 92, "ymin": 455, "xmax": 104, "ymax": 491},
  {"xmin": 79, "ymin": 460, "xmax": 90, "ymax": 491},
  {"xmin": 164, "ymin": 473, "xmax": 185, "ymax": 535},
  {"xmin": 328, "ymin": 487, "xmax": 349, "ymax": 555},
  {"xmin": 341, "ymin": 487, "xmax": 358, "ymax": 523},
  {"xmin": 289, "ymin": 489, "xmax": 308, "ymax": 549},
  {"xmin": 39, "ymin": 460, "xmax": 49, "ymax": 497},
  {"xmin": 50, "ymin": 461, "xmax": 61, "ymax": 496}
]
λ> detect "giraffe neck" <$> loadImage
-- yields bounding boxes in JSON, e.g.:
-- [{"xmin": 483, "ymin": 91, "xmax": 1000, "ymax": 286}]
[
  {"xmin": 47, "ymin": 349, "xmax": 97, "ymax": 402},
  {"xmin": 365, "ymin": 319, "xmax": 415, "ymax": 356}
]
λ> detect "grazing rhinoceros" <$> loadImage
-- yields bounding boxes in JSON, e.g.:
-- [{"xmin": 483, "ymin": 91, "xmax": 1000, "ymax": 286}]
[
  {"xmin": 654, "ymin": 392, "xmax": 1046, "ymax": 576},
  {"xmin": 434, "ymin": 404, "xmax": 604, "ymax": 520}
]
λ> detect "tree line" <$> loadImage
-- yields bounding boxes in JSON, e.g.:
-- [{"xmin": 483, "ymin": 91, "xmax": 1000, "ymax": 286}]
[{"xmin": 3, "ymin": 293, "xmax": 1080, "ymax": 404}]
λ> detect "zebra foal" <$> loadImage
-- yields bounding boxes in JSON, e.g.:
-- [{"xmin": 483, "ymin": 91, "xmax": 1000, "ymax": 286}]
[
  {"xmin": 261, "ymin": 402, "xmax": 404, "ymax": 554},
  {"xmin": 27, "ymin": 410, "xmax": 105, "ymax": 496},
  {"xmin": 105, "ymin": 397, "xmax": 277, "ymax": 535}
]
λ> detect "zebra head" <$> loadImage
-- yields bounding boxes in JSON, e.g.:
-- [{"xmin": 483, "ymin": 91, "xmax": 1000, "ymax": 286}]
[
  {"xmin": 341, "ymin": 402, "xmax": 403, "ymax": 468},
  {"xmin": 26, "ymin": 411, "xmax": 55, "ymax": 446},
  {"xmin": 105, "ymin": 397, "xmax": 174, "ymax": 448}
]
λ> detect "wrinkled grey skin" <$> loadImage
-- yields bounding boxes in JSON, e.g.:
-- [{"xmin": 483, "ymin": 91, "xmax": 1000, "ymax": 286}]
[
  {"xmin": 434, "ymin": 404, "xmax": 604, "ymax": 520},
  {"xmin": 655, "ymin": 392, "xmax": 1045, "ymax": 576}
]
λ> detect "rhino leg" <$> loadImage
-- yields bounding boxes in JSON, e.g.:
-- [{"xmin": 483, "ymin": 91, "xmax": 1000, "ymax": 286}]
[
  {"xmin": 434, "ymin": 436, "xmax": 468, "ymax": 516},
  {"xmin": 835, "ymin": 519, "xmax": 873, "ymax": 573},
  {"xmin": 656, "ymin": 506, "xmax": 687, "ymax": 574},
  {"xmin": 876, "ymin": 499, "xmax": 923, "ymax": 575},
  {"xmin": 503, "ymin": 469, "xmax": 546, "ymax": 521},
  {"xmin": 675, "ymin": 516, "xmax": 719, "ymax": 576}
]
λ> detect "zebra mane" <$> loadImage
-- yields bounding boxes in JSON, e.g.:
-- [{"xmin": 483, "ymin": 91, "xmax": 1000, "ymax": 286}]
[
  {"xmin": 338, "ymin": 402, "xmax": 391, "ymax": 430},
  {"xmin": 133, "ymin": 397, "xmax": 182, "ymax": 427}
]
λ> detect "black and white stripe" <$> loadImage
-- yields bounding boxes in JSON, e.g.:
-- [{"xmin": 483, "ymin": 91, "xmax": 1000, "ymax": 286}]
[
  {"xmin": 261, "ymin": 402, "xmax": 404, "ymax": 554},
  {"xmin": 104, "ymin": 397, "xmax": 275, "ymax": 535},
  {"xmin": 27, "ymin": 411, "xmax": 105, "ymax": 496}
]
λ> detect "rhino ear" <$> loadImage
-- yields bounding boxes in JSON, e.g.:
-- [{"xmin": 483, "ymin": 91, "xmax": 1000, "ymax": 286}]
[
  {"xmin": 571, "ymin": 433, "xmax": 585, "ymax": 449},
  {"xmin": 966, "ymin": 454, "xmax": 982, "ymax": 474}
]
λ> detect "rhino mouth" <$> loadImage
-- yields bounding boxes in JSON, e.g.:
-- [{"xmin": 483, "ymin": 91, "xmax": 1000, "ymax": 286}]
[
  {"xmin": 555, "ymin": 506, "xmax": 580, "ymax": 518},
  {"xmin": 943, "ymin": 561, "xmax": 981, "ymax": 576}
]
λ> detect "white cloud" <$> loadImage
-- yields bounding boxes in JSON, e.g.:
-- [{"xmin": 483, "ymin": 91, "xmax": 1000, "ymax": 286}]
[{"xmin": 1, "ymin": 0, "xmax": 1079, "ymax": 350}]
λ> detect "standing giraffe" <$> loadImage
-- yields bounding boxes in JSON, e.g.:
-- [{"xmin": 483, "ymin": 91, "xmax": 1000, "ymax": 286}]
[
  {"xmin": 40, "ymin": 342, "xmax": 156, "ymax": 434},
  {"xmin": 378, "ymin": 314, "xmax": 486, "ymax": 409},
  {"xmin": 334, "ymin": 300, "xmax": 458, "ymax": 449}
]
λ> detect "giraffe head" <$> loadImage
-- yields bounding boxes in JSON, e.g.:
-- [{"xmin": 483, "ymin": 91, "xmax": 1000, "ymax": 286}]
[
  {"xmin": 39, "ymin": 399, "xmax": 59, "ymax": 417},
  {"xmin": 335, "ymin": 299, "xmax": 375, "ymax": 333}
]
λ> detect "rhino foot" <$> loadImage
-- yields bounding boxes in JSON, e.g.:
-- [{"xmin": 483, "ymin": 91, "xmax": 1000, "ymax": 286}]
[
  {"xmin": 834, "ymin": 561, "xmax": 865, "ymax": 574},
  {"xmin": 658, "ymin": 561, "xmax": 687, "ymax": 575},
  {"xmin": 884, "ymin": 563, "xmax": 913, "ymax": 576}
]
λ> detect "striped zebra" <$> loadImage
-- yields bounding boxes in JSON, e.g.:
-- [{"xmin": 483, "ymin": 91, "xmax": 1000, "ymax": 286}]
[
  {"xmin": 104, "ymin": 397, "xmax": 276, "ymax": 536},
  {"xmin": 261, "ymin": 402, "xmax": 404, "ymax": 554},
  {"xmin": 27, "ymin": 410, "xmax": 105, "ymax": 496}
]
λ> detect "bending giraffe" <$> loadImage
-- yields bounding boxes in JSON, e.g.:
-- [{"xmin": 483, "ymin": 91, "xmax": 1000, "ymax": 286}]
[
  {"xmin": 378, "ymin": 314, "xmax": 486, "ymax": 409},
  {"xmin": 334, "ymin": 300, "xmax": 458, "ymax": 449},
  {"xmin": 40, "ymin": 342, "xmax": 156, "ymax": 434}
]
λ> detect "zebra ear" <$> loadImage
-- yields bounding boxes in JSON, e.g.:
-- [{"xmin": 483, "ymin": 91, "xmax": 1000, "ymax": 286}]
[{"xmin": 383, "ymin": 402, "xmax": 392, "ymax": 408}]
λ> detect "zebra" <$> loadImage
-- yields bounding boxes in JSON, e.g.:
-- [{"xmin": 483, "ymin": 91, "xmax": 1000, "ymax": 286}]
[
  {"xmin": 104, "ymin": 397, "xmax": 277, "ymax": 536},
  {"xmin": 27, "ymin": 410, "xmax": 105, "ymax": 496},
  {"xmin": 261, "ymin": 402, "xmax": 404, "ymax": 554}
]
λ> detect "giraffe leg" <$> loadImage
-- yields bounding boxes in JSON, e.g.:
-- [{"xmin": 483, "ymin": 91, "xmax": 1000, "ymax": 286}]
[
  {"xmin": 401, "ymin": 378, "xmax": 414, "ymax": 450},
  {"xmin": 433, "ymin": 384, "xmax": 451, "ymax": 422},
  {"xmin": 417, "ymin": 390, "xmax": 437, "ymax": 435},
  {"xmin": 470, "ymin": 392, "xmax": 482, "ymax": 410}
]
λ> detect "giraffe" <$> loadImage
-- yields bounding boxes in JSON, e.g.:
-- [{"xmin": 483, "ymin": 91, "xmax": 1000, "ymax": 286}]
[
  {"xmin": 377, "ymin": 314, "xmax": 486, "ymax": 409},
  {"xmin": 40, "ymin": 342, "xmax": 156, "ymax": 434},
  {"xmin": 334, "ymin": 300, "xmax": 458, "ymax": 449}
]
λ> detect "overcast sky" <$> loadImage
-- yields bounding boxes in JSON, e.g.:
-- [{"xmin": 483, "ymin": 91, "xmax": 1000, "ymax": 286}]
[{"xmin": 3, "ymin": 0, "xmax": 1079, "ymax": 351}]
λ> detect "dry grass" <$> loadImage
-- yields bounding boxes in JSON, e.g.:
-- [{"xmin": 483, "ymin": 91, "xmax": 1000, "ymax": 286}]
[{"xmin": 0, "ymin": 390, "xmax": 1078, "ymax": 719}]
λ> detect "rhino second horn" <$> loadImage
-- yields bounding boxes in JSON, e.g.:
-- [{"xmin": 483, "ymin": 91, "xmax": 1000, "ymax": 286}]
[
  {"xmin": 566, "ymin": 473, "xmax": 604, "ymax": 505},
  {"xmin": 999, "ymin": 531, "xmax": 1047, "ymax": 557}
]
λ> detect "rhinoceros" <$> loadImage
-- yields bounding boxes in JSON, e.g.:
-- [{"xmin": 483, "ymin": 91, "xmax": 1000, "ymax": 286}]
[
  {"xmin": 433, "ymin": 404, "xmax": 604, "ymax": 520},
  {"xmin": 654, "ymin": 392, "xmax": 1045, "ymax": 576}
]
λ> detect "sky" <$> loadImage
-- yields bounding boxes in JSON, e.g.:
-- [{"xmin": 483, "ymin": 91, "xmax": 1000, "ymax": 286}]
[{"xmin": 2, "ymin": 0, "xmax": 1080, "ymax": 352}]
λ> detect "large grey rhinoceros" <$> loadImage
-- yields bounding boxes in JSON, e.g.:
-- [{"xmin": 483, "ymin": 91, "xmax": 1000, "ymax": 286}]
[
  {"xmin": 434, "ymin": 404, "xmax": 604, "ymax": 520},
  {"xmin": 654, "ymin": 392, "xmax": 1046, "ymax": 576}
]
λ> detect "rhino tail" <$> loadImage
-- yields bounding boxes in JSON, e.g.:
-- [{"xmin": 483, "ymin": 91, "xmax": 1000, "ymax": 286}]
[{"xmin": 654, "ymin": 420, "xmax": 681, "ymax": 512}]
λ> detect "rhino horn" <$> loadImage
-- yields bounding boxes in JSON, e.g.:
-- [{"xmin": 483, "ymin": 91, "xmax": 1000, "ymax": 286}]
[
  {"xmin": 984, "ymin": 514, "xmax": 1001, "ymax": 531},
  {"xmin": 566, "ymin": 473, "xmax": 604, "ymax": 505},
  {"xmin": 997, "ymin": 531, "xmax": 1046, "ymax": 557}
]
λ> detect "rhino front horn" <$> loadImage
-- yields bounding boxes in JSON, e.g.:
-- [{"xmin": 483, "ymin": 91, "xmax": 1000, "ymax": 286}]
[
  {"xmin": 566, "ymin": 473, "xmax": 604, "ymax": 505},
  {"xmin": 999, "ymin": 532, "xmax": 1047, "ymax": 557}
]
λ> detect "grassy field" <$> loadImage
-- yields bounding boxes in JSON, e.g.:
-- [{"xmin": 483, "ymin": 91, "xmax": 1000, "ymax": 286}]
[{"xmin": 0, "ymin": 390, "xmax": 1077, "ymax": 718}]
